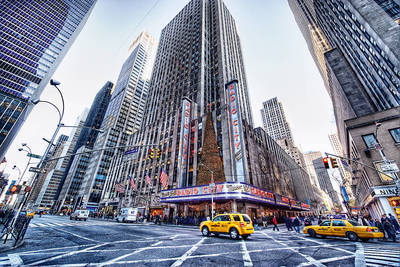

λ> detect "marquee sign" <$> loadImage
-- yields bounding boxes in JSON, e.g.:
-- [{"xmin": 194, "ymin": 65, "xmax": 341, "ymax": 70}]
[
  {"xmin": 177, "ymin": 98, "xmax": 191, "ymax": 187},
  {"xmin": 225, "ymin": 80, "xmax": 246, "ymax": 183},
  {"xmin": 275, "ymin": 194, "xmax": 290, "ymax": 207},
  {"xmin": 290, "ymin": 199, "xmax": 302, "ymax": 209},
  {"xmin": 301, "ymin": 202, "xmax": 310, "ymax": 210},
  {"xmin": 160, "ymin": 182, "xmax": 275, "ymax": 205}
]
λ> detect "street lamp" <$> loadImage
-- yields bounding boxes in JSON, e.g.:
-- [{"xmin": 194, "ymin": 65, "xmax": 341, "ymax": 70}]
[{"xmin": 199, "ymin": 162, "xmax": 215, "ymax": 219}]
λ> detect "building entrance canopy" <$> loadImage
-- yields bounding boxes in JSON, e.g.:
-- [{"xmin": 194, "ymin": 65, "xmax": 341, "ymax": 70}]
[{"xmin": 160, "ymin": 182, "xmax": 310, "ymax": 211}]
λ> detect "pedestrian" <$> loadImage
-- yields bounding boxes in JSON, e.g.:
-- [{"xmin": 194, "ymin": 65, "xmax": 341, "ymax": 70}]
[
  {"xmin": 375, "ymin": 218, "xmax": 384, "ymax": 235},
  {"xmin": 304, "ymin": 217, "xmax": 312, "ymax": 226},
  {"xmin": 262, "ymin": 215, "xmax": 268, "ymax": 228},
  {"xmin": 383, "ymin": 219, "xmax": 397, "ymax": 242},
  {"xmin": 318, "ymin": 216, "xmax": 322, "ymax": 225},
  {"xmin": 293, "ymin": 216, "xmax": 301, "ymax": 233},
  {"xmin": 253, "ymin": 216, "xmax": 259, "ymax": 230},
  {"xmin": 361, "ymin": 216, "xmax": 370, "ymax": 226},
  {"xmin": 272, "ymin": 215, "xmax": 279, "ymax": 231},
  {"xmin": 381, "ymin": 214, "xmax": 387, "ymax": 224},
  {"xmin": 388, "ymin": 213, "xmax": 400, "ymax": 233},
  {"xmin": 284, "ymin": 216, "xmax": 292, "ymax": 231}
]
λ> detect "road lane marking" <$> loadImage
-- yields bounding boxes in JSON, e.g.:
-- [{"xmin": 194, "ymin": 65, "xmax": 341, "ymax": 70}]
[
  {"xmin": 18, "ymin": 244, "xmax": 93, "ymax": 255},
  {"xmin": 29, "ymin": 243, "xmax": 107, "ymax": 266},
  {"xmin": 292, "ymin": 232, "xmax": 355, "ymax": 255},
  {"xmin": 171, "ymin": 237, "xmax": 206, "ymax": 267},
  {"xmin": 8, "ymin": 254, "xmax": 23, "ymax": 266},
  {"xmin": 98, "ymin": 240, "xmax": 163, "ymax": 266},
  {"xmin": 50, "ymin": 227, "xmax": 99, "ymax": 243},
  {"xmin": 261, "ymin": 231, "xmax": 326, "ymax": 267},
  {"xmin": 241, "ymin": 239, "xmax": 253, "ymax": 266},
  {"xmin": 355, "ymin": 242, "xmax": 366, "ymax": 266}
]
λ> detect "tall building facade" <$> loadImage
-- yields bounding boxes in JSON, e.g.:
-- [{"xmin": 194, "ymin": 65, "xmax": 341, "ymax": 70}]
[
  {"xmin": 55, "ymin": 81, "xmax": 113, "ymax": 211},
  {"xmin": 28, "ymin": 134, "xmax": 69, "ymax": 206},
  {"xmin": 80, "ymin": 32, "xmax": 156, "ymax": 211},
  {"xmin": 101, "ymin": 0, "xmax": 315, "ymax": 219},
  {"xmin": 261, "ymin": 97, "xmax": 294, "ymax": 142},
  {"xmin": 35, "ymin": 111, "xmax": 87, "ymax": 208},
  {"xmin": 0, "ymin": 0, "xmax": 97, "ymax": 160},
  {"xmin": 289, "ymin": 0, "xmax": 400, "ymax": 217}
]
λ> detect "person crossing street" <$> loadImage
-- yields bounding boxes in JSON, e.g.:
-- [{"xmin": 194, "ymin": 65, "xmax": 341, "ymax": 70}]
[{"xmin": 272, "ymin": 215, "xmax": 279, "ymax": 231}]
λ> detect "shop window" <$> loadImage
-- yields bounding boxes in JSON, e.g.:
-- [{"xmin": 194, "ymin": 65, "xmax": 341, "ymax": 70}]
[
  {"xmin": 362, "ymin": 134, "xmax": 377, "ymax": 149},
  {"xmin": 389, "ymin": 128, "xmax": 400, "ymax": 143}
]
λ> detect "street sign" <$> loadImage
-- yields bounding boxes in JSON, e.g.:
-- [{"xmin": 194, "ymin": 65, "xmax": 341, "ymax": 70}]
[
  {"xmin": 29, "ymin": 167, "xmax": 46, "ymax": 174},
  {"xmin": 27, "ymin": 153, "xmax": 42, "ymax": 159},
  {"xmin": 381, "ymin": 163, "xmax": 399, "ymax": 173},
  {"xmin": 124, "ymin": 147, "xmax": 139, "ymax": 161}
]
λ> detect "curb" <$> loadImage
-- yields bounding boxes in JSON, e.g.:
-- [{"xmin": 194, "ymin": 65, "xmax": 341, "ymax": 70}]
[{"xmin": 0, "ymin": 239, "xmax": 24, "ymax": 254}]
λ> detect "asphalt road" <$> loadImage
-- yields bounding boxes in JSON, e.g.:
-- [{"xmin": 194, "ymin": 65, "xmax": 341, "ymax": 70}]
[{"xmin": 0, "ymin": 215, "xmax": 399, "ymax": 266}]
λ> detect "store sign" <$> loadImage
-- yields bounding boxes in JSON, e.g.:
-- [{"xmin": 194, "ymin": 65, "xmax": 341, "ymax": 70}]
[
  {"xmin": 177, "ymin": 98, "xmax": 191, "ymax": 187},
  {"xmin": 372, "ymin": 185, "xmax": 399, "ymax": 197},
  {"xmin": 160, "ymin": 182, "xmax": 275, "ymax": 204},
  {"xmin": 225, "ymin": 80, "xmax": 246, "ymax": 183}
]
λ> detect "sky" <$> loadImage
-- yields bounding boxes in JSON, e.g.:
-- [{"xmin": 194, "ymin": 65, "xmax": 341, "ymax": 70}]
[{"xmin": 3, "ymin": 0, "xmax": 337, "ymax": 180}]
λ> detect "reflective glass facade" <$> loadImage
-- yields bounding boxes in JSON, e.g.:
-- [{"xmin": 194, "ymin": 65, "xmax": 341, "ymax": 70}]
[{"xmin": 0, "ymin": 0, "xmax": 96, "ymax": 159}]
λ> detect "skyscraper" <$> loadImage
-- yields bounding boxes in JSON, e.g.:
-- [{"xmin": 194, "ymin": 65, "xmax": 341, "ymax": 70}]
[
  {"xmin": 261, "ymin": 97, "xmax": 294, "ymax": 142},
  {"xmin": 80, "ymin": 32, "xmax": 156, "ymax": 211},
  {"xmin": 55, "ymin": 81, "xmax": 113, "ymax": 211},
  {"xmin": 0, "ymin": 0, "xmax": 97, "ymax": 160},
  {"xmin": 102, "ymin": 0, "xmax": 316, "ymax": 217},
  {"xmin": 289, "ymin": 0, "xmax": 400, "ymax": 148},
  {"xmin": 34, "ymin": 111, "xmax": 87, "ymax": 209}
]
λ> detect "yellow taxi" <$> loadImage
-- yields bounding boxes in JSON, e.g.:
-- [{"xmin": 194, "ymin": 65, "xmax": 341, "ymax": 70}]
[
  {"xmin": 200, "ymin": 213, "xmax": 254, "ymax": 240},
  {"xmin": 303, "ymin": 219, "xmax": 383, "ymax": 242}
]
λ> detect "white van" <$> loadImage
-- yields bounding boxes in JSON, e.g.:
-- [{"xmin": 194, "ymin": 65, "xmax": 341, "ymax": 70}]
[
  {"xmin": 70, "ymin": 210, "xmax": 89, "ymax": 221},
  {"xmin": 116, "ymin": 208, "xmax": 138, "ymax": 223}
]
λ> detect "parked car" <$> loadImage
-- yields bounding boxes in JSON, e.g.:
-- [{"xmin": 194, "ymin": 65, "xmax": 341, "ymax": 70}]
[
  {"xmin": 200, "ymin": 213, "xmax": 254, "ymax": 240},
  {"xmin": 303, "ymin": 219, "xmax": 383, "ymax": 242},
  {"xmin": 116, "ymin": 208, "xmax": 138, "ymax": 223},
  {"xmin": 70, "ymin": 210, "xmax": 89, "ymax": 221}
]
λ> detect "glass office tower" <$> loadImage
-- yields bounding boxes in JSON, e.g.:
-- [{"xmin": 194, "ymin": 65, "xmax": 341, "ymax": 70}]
[{"xmin": 0, "ymin": 0, "xmax": 97, "ymax": 160}]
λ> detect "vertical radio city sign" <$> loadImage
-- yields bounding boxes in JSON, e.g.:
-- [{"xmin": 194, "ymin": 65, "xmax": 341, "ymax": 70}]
[
  {"xmin": 178, "ymin": 98, "xmax": 191, "ymax": 187},
  {"xmin": 225, "ymin": 80, "xmax": 246, "ymax": 183}
]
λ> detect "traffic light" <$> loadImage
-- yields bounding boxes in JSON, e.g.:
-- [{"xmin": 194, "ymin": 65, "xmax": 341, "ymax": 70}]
[
  {"xmin": 390, "ymin": 199, "xmax": 400, "ymax": 207},
  {"xmin": 156, "ymin": 149, "xmax": 161, "ymax": 159},
  {"xmin": 323, "ymin": 157, "xmax": 330, "ymax": 169},
  {"xmin": 330, "ymin": 158, "xmax": 339, "ymax": 168},
  {"xmin": 10, "ymin": 185, "xmax": 21, "ymax": 194},
  {"xmin": 10, "ymin": 185, "xmax": 18, "ymax": 194},
  {"xmin": 149, "ymin": 149, "xmax": 154, "ymax": 159}
]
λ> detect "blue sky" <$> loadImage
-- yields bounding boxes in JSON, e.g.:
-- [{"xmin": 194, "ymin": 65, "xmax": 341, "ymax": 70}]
[{"xmin": 4, "ymin": 0, "xmax": 336, "ymax": 177}]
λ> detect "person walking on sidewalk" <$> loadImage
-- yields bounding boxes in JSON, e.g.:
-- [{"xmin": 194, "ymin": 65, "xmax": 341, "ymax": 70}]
[
  {"xmin": 272, "ymin": 215, "xmax": 279, "ymax": 231},
  {"xmin": 293, "ymin": 216, "xmax": 301, "ymax": 233}
]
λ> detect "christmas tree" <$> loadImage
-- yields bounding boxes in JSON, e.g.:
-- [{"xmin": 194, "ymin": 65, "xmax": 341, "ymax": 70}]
[{"xmin": 196, "ymin": 112, "xmax": 225, "ymax": 185}]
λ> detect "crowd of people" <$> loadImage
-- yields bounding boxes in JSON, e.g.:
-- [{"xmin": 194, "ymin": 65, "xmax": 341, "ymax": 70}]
[{"xmin": 354, "ymin": 213, "xmax": 399, "ymax": 242}]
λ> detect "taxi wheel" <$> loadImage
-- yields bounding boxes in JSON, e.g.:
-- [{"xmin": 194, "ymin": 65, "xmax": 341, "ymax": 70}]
[
  {"xmin": 229, "ymin": 228, "xmax": 239, "ymax": 240},
  {"xmin": 308, "ymin": 229, "xmax": 316, "ymax": 238},
  {"xmin": 201, "ymin": 226, "xmax": 210, "ymax": 237},
  {"xmin": 346, "ymin": 232, "xmax": 358, "ymax": 242}
]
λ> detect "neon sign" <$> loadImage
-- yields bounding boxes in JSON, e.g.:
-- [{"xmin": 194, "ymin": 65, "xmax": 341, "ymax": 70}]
[
  {"xmin": 225, "ymin": 80, "xmax": 246, "ymax": 182},
  {"xmin": 177, "ymin": 98, "xmax": 191, "ymax": 187}
]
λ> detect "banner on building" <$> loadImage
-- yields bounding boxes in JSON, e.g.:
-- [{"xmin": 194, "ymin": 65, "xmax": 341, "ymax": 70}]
[
  {"xmin": 225, "ymin": 80, "xmax": 246, "ymax": 183},
  {"xmin": 177, "ymin": 98, "xmax": 191, "ymax": 187}
]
